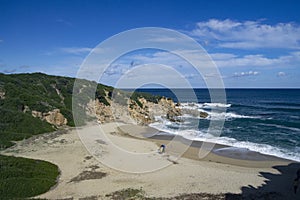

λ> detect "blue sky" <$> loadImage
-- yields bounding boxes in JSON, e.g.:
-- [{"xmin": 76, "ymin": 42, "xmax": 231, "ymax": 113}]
[{"xmin": 0, "ymin": 0, "xmax": 300, "ymax": 88}]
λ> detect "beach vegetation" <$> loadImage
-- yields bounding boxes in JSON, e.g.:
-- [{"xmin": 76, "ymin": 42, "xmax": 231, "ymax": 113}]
[
  {"xmin": 0, "ymin": 73, "xmax": 114, "ymax": 149},
  {"xmin": 0, "ymin": 154, "xmax": 59, "ymax": 198},
  {"xmin": 105, "ymin": 188, "xmax": 146, "ymax": 200}
]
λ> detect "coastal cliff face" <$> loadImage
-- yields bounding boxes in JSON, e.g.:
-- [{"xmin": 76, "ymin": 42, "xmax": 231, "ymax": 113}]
[
  {"xmin": 128, "ymin": 97, "xmax": 181, "ymax": 125},
  {"xmin": 0, "ymin": 72, "xmax": 205, "ymax": 148},
  {"xmin": 87, "ymin": 94, "xmax": 182, "ymax": 125}
]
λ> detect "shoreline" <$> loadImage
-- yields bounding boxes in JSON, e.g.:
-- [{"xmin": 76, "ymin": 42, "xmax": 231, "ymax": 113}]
[
  {"xmin": 1, "ymin": 122, "xmax": 299, "ymax": 199},
  {"xmin": 117, "ymin": 124, "xmax": 294, "ymax": 168}
]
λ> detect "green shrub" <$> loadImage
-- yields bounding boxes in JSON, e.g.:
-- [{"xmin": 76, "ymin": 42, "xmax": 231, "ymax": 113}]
[
  {"xmin": 0, "ymin": 108, "xmax": 55, "ymax": 149},
  {"xmin": 0, "ymin": 155, "xmax": 59, "ymax": 198}
]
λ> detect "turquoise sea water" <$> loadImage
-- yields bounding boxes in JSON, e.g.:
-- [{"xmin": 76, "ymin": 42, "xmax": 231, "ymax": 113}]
[{"xmin": 136, "ymin": 89, "xmax": 300, "ymax": 161}]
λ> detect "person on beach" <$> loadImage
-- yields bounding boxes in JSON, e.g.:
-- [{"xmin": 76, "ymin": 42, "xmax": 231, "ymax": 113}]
[{"xmin": 159, "ymin": 144, "xmax": 166, "ymax": 154}]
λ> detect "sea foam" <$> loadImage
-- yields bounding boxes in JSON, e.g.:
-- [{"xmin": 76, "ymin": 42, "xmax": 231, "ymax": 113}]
[{"xmin": 150, "ymin": 112, "xmax": 300, "ymax": 162}]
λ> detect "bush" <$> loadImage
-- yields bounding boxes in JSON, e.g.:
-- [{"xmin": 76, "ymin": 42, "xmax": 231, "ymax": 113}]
[
  {"xmin": 0, "ymin": 108, "xmax": 55, "ymax": 149},
  {"xmin": 0, "ymin": 155, "xmax": 59, "ymax": 198}
]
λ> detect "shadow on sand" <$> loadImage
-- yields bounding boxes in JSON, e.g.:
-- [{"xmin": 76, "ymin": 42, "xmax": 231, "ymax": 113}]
[{"xmin": 224, "ymin": 162, "xmax": 300, "ymax": 200}]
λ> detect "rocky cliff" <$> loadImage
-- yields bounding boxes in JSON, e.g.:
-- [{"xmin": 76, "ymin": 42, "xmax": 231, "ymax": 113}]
[
  {"xmin": 87, "ymin": 94, "xmax": 182, "ymax": 125},
  {"xmin": 0, "ymin": 72, "xmax": 184, "ymax": 148},
  {"xmin": 128, "ymin": 97, "xmax": 181, "ymax": 125}
]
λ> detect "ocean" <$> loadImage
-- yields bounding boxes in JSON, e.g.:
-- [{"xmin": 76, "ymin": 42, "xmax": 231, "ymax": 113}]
[{"xmin": 136, "ymin": 89, "xmax": 300, "ymax": 162}]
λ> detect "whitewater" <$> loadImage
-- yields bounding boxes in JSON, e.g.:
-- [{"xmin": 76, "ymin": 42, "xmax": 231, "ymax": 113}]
[{"xmin": 137, "ymin": 89, "xmax": 300, "ymax": 162}]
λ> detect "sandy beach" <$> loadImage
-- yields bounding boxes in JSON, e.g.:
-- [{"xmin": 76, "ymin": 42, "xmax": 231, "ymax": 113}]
[{"xmin": 2, "ymin": 122, "xmax": 300, "ymax": 199}]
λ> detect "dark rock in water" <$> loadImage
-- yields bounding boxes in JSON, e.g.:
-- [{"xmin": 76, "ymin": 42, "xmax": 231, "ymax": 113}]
[
  {"xmin": 167, "ymin": 112, "xmax": 176, "ymax": 122},
  {"xmin": 181, "ymin": 108, "xmax": 199, "ymax": 117},
  {"xmin": 167, "ymin": 109, "xmax": 182, "ymax": 122},
  {"xmin": 200, "ymin": 111, "xmax": 209, "ymax": 118}
]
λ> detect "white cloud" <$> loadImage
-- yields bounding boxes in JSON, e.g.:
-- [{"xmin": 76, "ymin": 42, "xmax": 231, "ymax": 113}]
[
  {"xmin": 197, "ymin": 19, "xmax": 241, "ymax": 32},
  {"xmin": 57, "ymin": 45, "xmax": 300, "ymax": 73},
  {"xmin": 210, "ymin": 51, "xmax": 300, "ymax": 68},
  {"xmin": 60, "ymin": 47, "xmax": 93, "ymax": 55},
  {"xmin": 277, "ymin": 71, "xmax": 286, "ymax": 77},
  {"xmin": 191, "ymin": 19, "xmax": 300, "ymax": 49},
  {"xmin": 67, "ymin": 46, "xmax": 299, "ymax": 87},
  {"xmin": 124, "ymin": 49, "xmax": 300, "ymax": 70},
  {"xmin": 130, "ymin": 51, "xmax": 178, "ymax": 63},
  {"xmin": 104, "ymin": 64, "xmax": 131, "ymax": 76},
  {"xmin": 108, "ymin": 63, "xmax": 195, "ymax": 88},
  {"xmin": 210, "ymin": 53, "xmax": 237, "ymax": 60},
  {"xmin": 146, "ymin": 36, "xmax": 181, "ymax": 43},
  {"xmin": 56, "ymin": 19, "xmax": 72, "ymax": 27},
  {"xmin": 184, "ymin": 73, "xmax": 198, "ymax": 79},
  {"xmin": 233, "ymin": 71, "xmax": 259, "ymax": 77}
]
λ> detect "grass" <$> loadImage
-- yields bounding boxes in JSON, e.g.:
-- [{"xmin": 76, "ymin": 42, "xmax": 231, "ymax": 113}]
[{"xmin": 0, "ymin": 154, "xmax": 60, "ymax": 199}]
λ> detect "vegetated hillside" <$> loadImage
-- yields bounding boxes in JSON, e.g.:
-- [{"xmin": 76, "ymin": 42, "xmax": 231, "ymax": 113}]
[
  {"xmin": 0, "ymin": 72, "xmax": 114, "ymax": 198},
  {"xmin": 0, "ymin": 72, "xmax": 163, "ymax": 149},
  {"xmin": 0, "ymin": 72, "xmax": 114, "ymax": 149}
]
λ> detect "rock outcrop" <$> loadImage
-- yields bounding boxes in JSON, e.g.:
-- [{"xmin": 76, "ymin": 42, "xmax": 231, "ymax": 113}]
[
  {"xmin": 87, "ymin": 95, "xmax": 182, "ymax": 125},
  {"xmin": 31, "ymin": 109, "xmax": 68, "ymax": 126},
  {"xmin": 86, "ymin": 99, "xmax": 114, "ymax": 123},
  {"xmin": 180, "ymin": 106, "xmax": 209, "ymax": 119},
  {"xmin": 32, "ymin": 110, "xmax": 43, "ymax": 118},
  {"xmin": 23, "ymin": 105, "xmax": 30, "ymax": 113},
  {"xmin": 43, "ymin": 109, "xmax": 68, "ymax": 126},
  {"xmin": 0, "ymin": 91, "xmax": 5, "ymax": 99},
  {"xmin": 199, "ymin": 111, "xmax": 209, "ymax": 118},
  {"xmin": 126, "ymin": 97, "xmax": 182, "ymax": 124},
  {"xmin": 128, "ymin": 98, "xmax": 153, "ymax": 125},
  {"xmin": 154, "ymin": 97, "xmax": 181, "ymax": 122}
]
